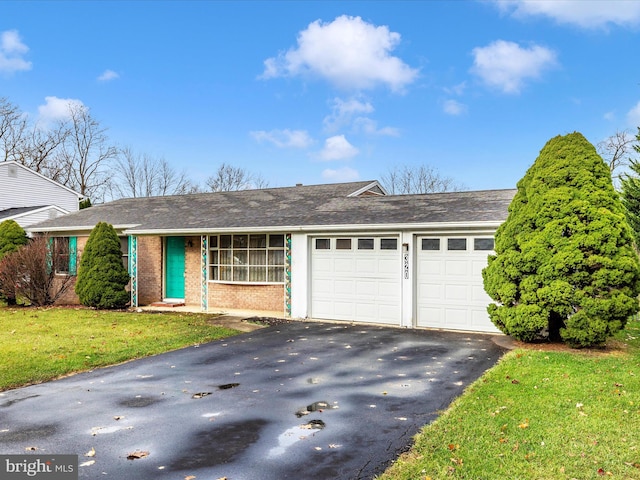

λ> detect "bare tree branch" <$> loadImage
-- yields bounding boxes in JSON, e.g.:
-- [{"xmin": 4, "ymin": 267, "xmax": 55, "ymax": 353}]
[
  {"xmin": 381, "ymin": 164, "xmax": 465, "ymax": 194},
  {"xmin": 205, "ymin": 163, "xmax": 269, "ymax": 192}
]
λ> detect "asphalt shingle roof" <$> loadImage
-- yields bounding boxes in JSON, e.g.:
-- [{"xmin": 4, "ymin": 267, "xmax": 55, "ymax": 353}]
[
  {"xmin": 0, "ymin": 206, "xmax": 49, "ymax": 221},
  {"xmin": 27, "ymin": 181, "xmax": 516, "ymax": 234}
]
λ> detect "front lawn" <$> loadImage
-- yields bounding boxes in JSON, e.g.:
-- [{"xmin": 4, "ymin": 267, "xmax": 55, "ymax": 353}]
[
  {"xmin": 380, "ymin": 321, "xmax": 640, "ymax": 480},
  {"xmin": 0, "ymin": 307, "xmax": 239, "ymax": 391}
]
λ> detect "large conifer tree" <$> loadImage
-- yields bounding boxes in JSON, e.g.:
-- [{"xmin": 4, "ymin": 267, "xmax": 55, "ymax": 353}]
[
  {"xmin": 483, "ymin": 132, "xmax": 640, "ymax": 347},
  {"xmin": 75, "ymin": 222, "xmax": 130, "ymax": 309}
]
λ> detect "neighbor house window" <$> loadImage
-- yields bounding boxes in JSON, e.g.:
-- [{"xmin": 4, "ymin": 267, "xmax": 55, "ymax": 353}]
[
  {"xmin": 208, "ymin": 234, "xmax": 285, "ymax": 283},
  {"xmin": 52, "ymin": 237, "xmax": 77, "ymax": 275}
]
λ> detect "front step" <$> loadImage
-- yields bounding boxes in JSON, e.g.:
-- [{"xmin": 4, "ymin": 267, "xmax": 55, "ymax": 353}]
[{"xmin": 149, "ymin": 301, "xmax": 186, "ymax": 308}]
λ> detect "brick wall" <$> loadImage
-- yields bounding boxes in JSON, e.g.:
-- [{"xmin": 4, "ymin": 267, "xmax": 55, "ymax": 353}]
[
  {"xmin": 208, "ymin": 283, "xmax": 284, "ymax": 313},
  {"xmin": 137, "ymin": 236, "xmax": 162, "ymax": 305},
  {"xmin": 184, "ymin": 236, "xmax": 201, "ymax": 306}
]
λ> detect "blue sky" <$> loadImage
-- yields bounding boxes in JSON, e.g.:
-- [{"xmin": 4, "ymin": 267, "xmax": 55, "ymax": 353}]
[{"xmin": 2, "ymin": 0, "xmax": 640, "ymax": 191}]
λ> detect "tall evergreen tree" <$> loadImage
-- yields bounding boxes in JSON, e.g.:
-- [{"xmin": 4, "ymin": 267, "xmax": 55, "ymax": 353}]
[
  {"xmin": 483, "ymin": 132, "xmax": 640, "ymax": 347},
  {"xmin": 620, "ymin": 128, "xmax": 640, "ymax": 246},
  {"xmin": 0, "ymin": 219, "xmax": 28, "ymax": 260},
  {"xmin": 75, "ymin": 222, "xmax": 130, "ymax": 309}
]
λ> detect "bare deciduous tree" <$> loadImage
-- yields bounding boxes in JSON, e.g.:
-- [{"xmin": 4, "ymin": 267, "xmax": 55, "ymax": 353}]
[
  {"xmin": 205, "ymin": 163, "xmax": 269, "ymax": 192},
  {"xmin": 597, "ymin": 129, "xmax": 637, "ymax": 186},
  {"xmin": 110, "ymin": 147, "xmax": 196, "ymax": 198},
  {"xmin": 381, "ymin": 164, "xmax": 465, "ymax": 194},
  {"xmin": 0, "ymin": 97, "xmax": 69, "ymax": 179},
  {"xmin": 59, "ymin": 103, "xmax": 118, "ymax": 202}
]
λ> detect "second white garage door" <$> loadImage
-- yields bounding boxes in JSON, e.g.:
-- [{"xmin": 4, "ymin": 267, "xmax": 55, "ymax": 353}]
[
  {"xmin": 416, "ymin": 236, "xmax": 499, "ymax": 333},
  {"xmin": 310, "ymin": 236, "xmax": 402, "ymax": 325}
]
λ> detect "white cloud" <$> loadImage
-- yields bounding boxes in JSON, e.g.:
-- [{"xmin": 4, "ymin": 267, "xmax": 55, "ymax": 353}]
[
  {"xmin": 443, "ymin": 82, "xmax": 467, "ymax": 96},
  {"xmin": 318, "ymin": 135, "xmax": 359, "ymax": 161},
  {"xmin": 471, "ymin": 40, "xmax": 557, "ymax": 94},
  {"xmin": 37, "ymin": 96, "xmax": 85, "ymax": 127},
  {"xmin": 323, "ymin": 97, "xmax": 374, "ymax": 131},
  {"xmin": 603, "ymin": 111, "xmax": 615, "ymax": 121},
  {"xmin": 627, "ymin": 101, "xmax": 640, "ymax": 127},
  {"xmin": 0, "ymin": 29, "xmax": 32, "ymax": 74},
  {"xmin": 493, "ymin": 0, "xmax": 640, "ymax": 29},
  {"xmin": 322, "ymin": 166, "xmax": 360, "ymax": 182},
  {"xmin": 352, "ymin": 117, "xmax": 400, "ymax": 136},
  {"xmin": 250, "ymin": 129, "xmax": 314, "ymax": 148},
  {"xmin": 98, "ymin": 69, "xmax": 120, "ymax": 82},
  {"xmin": 443, "ymin": 99, "xmax": 467, "ymax": 116},
  {"xmin": 260, "ymin": 15, "xmax": 419, "ymax": 92}
]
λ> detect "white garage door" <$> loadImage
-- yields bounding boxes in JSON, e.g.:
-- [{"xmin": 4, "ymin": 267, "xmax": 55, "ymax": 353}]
[
  {"xmin": 310, "ymin": 236, "xmax": 402, "ymax": 325},
  {"xmin": 416, "ymin": 236, "xmax": 499, "ymax": 333}
]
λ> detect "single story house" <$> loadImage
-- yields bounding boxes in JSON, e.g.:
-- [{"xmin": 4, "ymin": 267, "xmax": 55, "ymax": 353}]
[
  {"xmin": 0, "ymin": 161, "xmax": 85, "ymax": 228},
  {"xmin": 27, "ymin": 180, "xmax": 516, "ymax": 333}
]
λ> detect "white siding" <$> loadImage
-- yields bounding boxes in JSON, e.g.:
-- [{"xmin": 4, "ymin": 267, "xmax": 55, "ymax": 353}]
[{"xmin": 0, "ymin": 162, "xmax": 80, "ymax": 213}]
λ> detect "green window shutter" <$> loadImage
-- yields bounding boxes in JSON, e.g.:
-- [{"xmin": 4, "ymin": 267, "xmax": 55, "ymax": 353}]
[
  {"xmin": 69, "ymin": 237, "xmax": 77, "ymax": 276},
  {"xmin": 46, "ymin": 238, "xmax": 53, "ymax": 275}
]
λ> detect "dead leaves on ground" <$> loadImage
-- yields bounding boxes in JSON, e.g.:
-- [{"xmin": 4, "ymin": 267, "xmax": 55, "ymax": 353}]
[{"xmin": 127, "ymin": 449, "xmax": 149, "ymax": 460}]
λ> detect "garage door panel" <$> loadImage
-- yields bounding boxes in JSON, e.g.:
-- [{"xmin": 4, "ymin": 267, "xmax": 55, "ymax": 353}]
[
  {"xmin": 445, "ymin": 260, "xmax": 470, "ymax": 276},
  {"xmin": 334, "ymin": 258, "xmax": 356, "ymax": 273},
  {"xmin": 445, "ymin": 284, "xmax": 469, "ymax": 301},
  {"xmin": 311, "ymin": 236, "xmax": 401, "ymax": 325},
  {"xmin": 417, "ymin": 236, "xmax": 498, "ymax": 333}
]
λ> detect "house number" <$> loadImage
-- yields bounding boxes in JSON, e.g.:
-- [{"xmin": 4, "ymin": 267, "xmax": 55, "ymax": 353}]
[{"xmin": 403, "ymin": 252, "xmax": 410, "ymax": 279}]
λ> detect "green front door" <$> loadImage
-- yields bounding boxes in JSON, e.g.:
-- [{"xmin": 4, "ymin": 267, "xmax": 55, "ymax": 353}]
[{"xmin": 165, "ymin": 236, "xmax": 185, "ymax": 299}]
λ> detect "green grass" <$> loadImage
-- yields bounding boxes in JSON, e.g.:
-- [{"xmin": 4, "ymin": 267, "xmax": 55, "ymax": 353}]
[
  {"xmin": 380, "ymin": 321, "xmax": 640, "ymax": 480},
  {"xmin": 0, "ymin": 306, "xmax": 239, "ymax": 391}
]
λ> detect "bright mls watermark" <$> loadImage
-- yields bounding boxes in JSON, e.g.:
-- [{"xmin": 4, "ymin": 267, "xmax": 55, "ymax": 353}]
[{"xmin": 0, "ymin": 455, "xmax": 77, "ymax": 479}]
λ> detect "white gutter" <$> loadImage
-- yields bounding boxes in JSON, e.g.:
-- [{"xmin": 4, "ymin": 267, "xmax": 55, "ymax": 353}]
[
  {"xmin": 123, "ymin": 221, "xmax": 504, "ymax": 236},
  {"xmin": 26, "ymin": 224, "xmax": 141, "ymax": 234}
]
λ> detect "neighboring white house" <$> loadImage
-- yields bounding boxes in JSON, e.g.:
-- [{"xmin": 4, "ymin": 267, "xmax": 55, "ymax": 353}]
[{"xmin": 0, "ymin": 161, "xmax": 84, "ymax": 228}]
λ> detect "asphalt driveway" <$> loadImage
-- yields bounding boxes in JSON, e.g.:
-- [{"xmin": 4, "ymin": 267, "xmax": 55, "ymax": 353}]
[{"xmin": 0, "ymin": 322, "xmax": 508, "ymax": 479}]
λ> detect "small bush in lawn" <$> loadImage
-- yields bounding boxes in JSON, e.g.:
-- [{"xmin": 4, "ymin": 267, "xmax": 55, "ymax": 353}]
[
  {"xmin": 0, "ymin": 219, "xmax": 28, "ymax": 260},
  {"xmin": 75, "ymin": 222, "xmax": 130, "ymax": 309},
  {"xmin": 483, "ymin": 132, "xmax": 640, "ymax": 347},
  {"xmin": 0, "ymin": 237, "xmax": 73, "ymax": 306}
]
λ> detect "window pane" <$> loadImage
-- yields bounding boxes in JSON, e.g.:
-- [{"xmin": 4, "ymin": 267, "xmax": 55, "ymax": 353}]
[
  {"xmin": 249, "ymin": 266, "xmax": 266, "ymax": 282},
  {"xmin": 220, "ymin": 235, "xmax": 231, "ymax": 248},
  {"xmin": 233, "ymin": 235, "xmax": 248, "ymax": 248},
  {"xmin": 421, "ymin": 238, "xmax": 440, "ymax": 251},
  {"xmin": 336, "ymin": 238, "xmax": 352, "ymax": 250},
  {"xmin": 250, "ymin": 250, "xmax": 266, "ymax": 265},
  {"xmin": 269, "ymin": 235, "xmax": 285, "ymax": 248},
  {"xmin": 210, "ymin": 266, "xmax": 218, "ymax": 280},
  {"xmin": 250, "ymin": 234, "xmax": 266, "ymax": 248},
  {"xmin": 268, "ymin": 267, "xmax": 284, "ymax": 282},
  {"xmin": 219, "ymin": 250, "xmax": 232, "ymax": 265},
  {"xmin": 234, "ymin": 251, "xmax": 248, "ymax": 265},
  {"xmin": 474, "ymin": 238, "xmax": 495, "ymax": 251},
  {"xmin": 54, "ymin": 237, "xmax": 70, "ymax": 274},
  {"xmin": 380, "ymin": 238, "xmax": 398, "ymax": 250},
  {"xmin": 219, "ymin": 266, "xmax": 232, "ymax": 281},
  {"xmin": 268, "ymin": 250, "xmax": 284, "ymax": 265},
  {"xmin": 210, "ymin": 250, "xmax": 219, "ymax": 264},
  {"xmin": 209, "ymin": 235, "xmax": 218, "ymax": 249},
  {"xmin": 448, "ymin": 238, "xmax": 467, "ymax": 251},
  {"xmin": 315, "ymin": 238, "xmax": 330, "ymax": 250},
  {"xmin": 233, "ymin": 266, "xmax": 248, "ymax": 282},
  {"xmin": 358, "ymin": 238, "xmax": 374, "ymax": 250}
]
